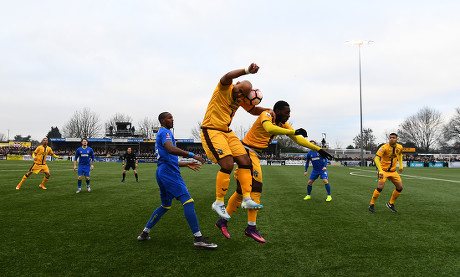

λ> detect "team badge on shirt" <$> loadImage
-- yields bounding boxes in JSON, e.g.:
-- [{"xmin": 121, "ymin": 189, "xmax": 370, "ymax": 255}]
[{"xmin": 265, "ymin": 112, "xmax": 271, "ymax": 117}]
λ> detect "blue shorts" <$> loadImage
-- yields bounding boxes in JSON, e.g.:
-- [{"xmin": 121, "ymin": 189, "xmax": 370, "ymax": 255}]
[
  {"xmin": 309, "ymin": 170, "xmax": 328, "ymax": 181},
  {"xmin": 156, "ymin": 165, "xmax": 190, "ymax": 207},
  {"xmin": 78, "ymin": 165, "xmax": 91, "ymax": 177}
]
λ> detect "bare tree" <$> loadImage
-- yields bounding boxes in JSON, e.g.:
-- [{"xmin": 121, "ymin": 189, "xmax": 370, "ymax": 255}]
[
  {"xmin": 105, "ymin": 113, "xmax": 133, "ymax": 134},
  {"xmin": 63, "ymin": 108, "xmax": 102, "ymax": 138},
  {"xmin": 353, "ymin": 128, "xmax": 377, "ymax": 151},
  {"xmin": 234, "ymin": 125, "xmax": 251, "ymax": 140},
  {"xmin": 334, "ymin": 139, "xmax": 343, "ymax": 149},
  {"xmin": 190, "ymin": 121, "xmax": 202, "ymax": 140},
  {"xmin": 137, "ymin": 117, "xmax": 160, "ymax": 139},
  {"xmin": 443, "ymin": 107, "xmax": 460, "ymax": 142},
  {"xmin": 398, "ymin": 107, "xmax": 443, "ymax": 153}
]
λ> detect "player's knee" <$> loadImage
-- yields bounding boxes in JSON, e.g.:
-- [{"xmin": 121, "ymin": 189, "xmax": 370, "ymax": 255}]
[
  {"xmin": 218, "ymin": 156, "xmax": 234, "ymax": 171},
  {"xmin": 78, "ymin": 176, "xmax": 83, "ymax": 180},
  {"xmin": 308, "ymin": 181, "xmax": 313, "ymax": 185},
  {"xmin": 396, "ymin": 186, "xmax": 403, "ymax": 192},
  {"xmin": 85, "ymin": 177, "xmax": 90, "ymax": 181},
  {"xmin": 323, "ymin": 179, "xmax": 328, "ymax": 184}
]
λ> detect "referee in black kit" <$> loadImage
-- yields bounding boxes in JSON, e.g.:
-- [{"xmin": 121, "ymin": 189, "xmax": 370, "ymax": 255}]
[{"xmin": 122, "ymin": 147, "xmax": 139, "ymax": 182}]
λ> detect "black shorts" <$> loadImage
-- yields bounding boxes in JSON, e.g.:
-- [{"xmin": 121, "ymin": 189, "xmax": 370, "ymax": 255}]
[{"xmin": 124, "ymin": 163, "xmax": 136, "ymax": 171}]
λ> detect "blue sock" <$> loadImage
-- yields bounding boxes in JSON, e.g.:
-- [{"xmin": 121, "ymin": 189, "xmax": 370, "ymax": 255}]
[
  {"xmin": 307, "ymin": 185, "xmax": 312, "ymax": 195},
  {"xmin": 325, "ymin": 183, "xmax": 331, "ymax": 196},
  {"xmin": 183, "ymin": 201, "xmax": 200, "ymax": 234},
  {"xmin": 145, "ymin": 206, "xmax": 169, "ymax": 229},
  {"xmin": 77, "ymin": 179, "xmax": 82, "ymax": 189},
  {"xmin": 86, "ymin": 179, "xmax": 90, "ymax": 187}
]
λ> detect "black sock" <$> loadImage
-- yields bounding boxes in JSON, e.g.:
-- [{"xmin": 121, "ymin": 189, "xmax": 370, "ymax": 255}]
[{"xmin": 122, "ymin": 173, "xmax": 125, "ymax": 180}]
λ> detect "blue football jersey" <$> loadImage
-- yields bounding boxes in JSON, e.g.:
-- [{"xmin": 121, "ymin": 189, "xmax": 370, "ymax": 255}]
[
  {"xmin": 155, "ymin": 127, "xmax": 180, "ymax": 172},
  {"xmin": 305, "ymin": 150, "xmax": 328, "ymax": 172},
  {"xmin": 75, "ymin": 146, "xmax": 95, "ymax": 166}
]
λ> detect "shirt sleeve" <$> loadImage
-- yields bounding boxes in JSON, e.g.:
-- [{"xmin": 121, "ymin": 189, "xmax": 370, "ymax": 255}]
[
  {"xmin": 91, "ymin": 149, "xmax": 95, "ymax": 162},
  {"xmin": 262, "ymin": 123, "xmax": 295, "ymax": 135},
  {"xmin": 305, "ymin": 153, "xmax": 310, "ymax": 171},
  {"xmin": 75, "ymin": 149, "xmax": 80, "ymax": 161},
  {"xmin": 49, "ymin": 148, "xmax": 59, "ymax": 158}
]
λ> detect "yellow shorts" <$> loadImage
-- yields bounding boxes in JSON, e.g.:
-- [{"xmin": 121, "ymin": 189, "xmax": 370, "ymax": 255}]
[
  {"xmin": 234, "ymin": 149, "xmax": 263, "ymax": 184},
  {"xmin": 379, "ymin": 171, "xmax": 401, "ymax": 183},
  {"xmin": 200, "ymin": 129, "xmax": 247, "ymax": 163},
  {"xmin": 30, "ymin": 163, "xmax": 50, "ymax": 174}
]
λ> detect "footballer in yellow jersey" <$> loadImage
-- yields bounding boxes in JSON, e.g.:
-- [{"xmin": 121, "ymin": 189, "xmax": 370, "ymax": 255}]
[
  {"xmin": 16, "ymin": 138, "xmax": 63, "ymax": 190},
  {"xmin": 369, "ymin": 133, "xmax": 404, "ymax": 213},
  {"xmin": 215, "ymin": 100, "xmax": 333, "ymax": 243},
  {"xmin": 201, "ymin": 63, "xmax": 274, "ymax": 220}
]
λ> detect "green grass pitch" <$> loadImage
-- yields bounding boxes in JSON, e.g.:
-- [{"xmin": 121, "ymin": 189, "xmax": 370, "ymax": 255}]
[{"xmin": 1, "ymin": 160, "xmax": 459, "ymax": 276}]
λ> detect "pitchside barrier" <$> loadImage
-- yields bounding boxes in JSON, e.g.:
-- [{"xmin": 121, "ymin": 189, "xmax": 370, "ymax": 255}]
[{"xmin": 3, "ymin": 154, "xmax": 460, "ymax": 168}]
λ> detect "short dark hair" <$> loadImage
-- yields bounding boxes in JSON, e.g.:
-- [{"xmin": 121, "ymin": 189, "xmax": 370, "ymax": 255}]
[
  {"xmin": 158, "ymin": 112, "xmax": 169, "ymax": 122},
  {"xmin": 310, "ymin": 140, "xmax": 316, "ymax": 144},
  {"xmin": 273, "ymin": 100, "xmax": 289, "ymax": 112},
  {"xmin": 389, "ymin": 133, "xmax": 398, "ymax": 137},
  {"xmin": 81, "ymin": 138, "xmax": 88, "ymax": 142}
]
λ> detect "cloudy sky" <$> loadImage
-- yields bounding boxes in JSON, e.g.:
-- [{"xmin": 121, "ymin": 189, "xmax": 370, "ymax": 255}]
[{"xmin": 1, "ymin": 0, "xmax": 459, "ymax": 147}]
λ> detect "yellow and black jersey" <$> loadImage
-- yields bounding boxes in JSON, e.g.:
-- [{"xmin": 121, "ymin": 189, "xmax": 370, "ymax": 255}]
[
  {"xmin": 202, "ymin": 82, "xmax": 254, "ymax": 132},
  {"xmin": 376, "ymin": 143, "xmax": 403, "ymax": 172},
  {"xmin": 243, "ymin": 111, "xmax": 292, "ymax": 151},
  {"xmin": 33, "ymin": 145, "xmax": 56, "ymax": 165}
]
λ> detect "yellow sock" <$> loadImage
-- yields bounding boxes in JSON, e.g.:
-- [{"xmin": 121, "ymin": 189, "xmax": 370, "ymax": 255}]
[
  {"xmin": 40, "ymin": 176, "xmax": 49, "ymax": 186},
  {"xmin": 216, "ymin": 171, "xmax": 230, "ymax": 202},
  {"xmin": 227, "ymin": 192, "xmax": 243, "ymax": 217},
  {"xmin": 389, "ymin": 190, "xmax": 401, "ymax": 204},
  {"xmin": 248, "ymin": 192, "xmax": 261, "ymax": 222},
  {"xmin": 19, "ymin": 175, "xmax": 28, "ymax": 185},
  {"xmin": 370, "ymin": 189, "xmax": 381, "ymax": 205},
  {"xmin": 238, "ymin": 168, "xmax": 252, "ymax": 198}
]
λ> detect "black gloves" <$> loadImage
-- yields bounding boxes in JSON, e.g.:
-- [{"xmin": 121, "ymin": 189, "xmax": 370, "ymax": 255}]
[
  {"xmin": 318, "ymin": 149, "xmax": 333, "ymax": 160},
  {"xmin": 294, "ymin": 128, "xmax": 308, "ymax": 137}
]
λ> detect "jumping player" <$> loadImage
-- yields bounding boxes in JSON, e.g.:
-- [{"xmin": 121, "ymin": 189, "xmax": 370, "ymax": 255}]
[
  {"xmin": 304, "ymin": 140, "xmax": 332, "ymax": 202},
  {"xmin": 201, "ymin": 63, "xmax": 274, "ymax": 220},
  {"xmin": 73, "ymin": 138, "xmax": 95, "ymax": 193},
  {"xmin": 215, "ymin": 101, "xmax": 333, "ymax": 243},
  {"xmin": 369, "ymin": 133, "xmax": 404, "ymax": 213},
  {"xmin": 16, "ymin": 138, "xmax": 63, "ymax": 190},
  {"xmin": 137, "ymin": 112, "xmax": 217, "ymax": 249},
  {"xmin": 121, "ymin": 147, "xmax": 138, "ymax": 182}
]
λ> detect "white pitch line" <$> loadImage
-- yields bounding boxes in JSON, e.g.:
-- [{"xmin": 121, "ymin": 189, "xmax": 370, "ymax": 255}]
[{"xmin": 349, "ymin": 167, "xmax": 460, "ymax": 184}]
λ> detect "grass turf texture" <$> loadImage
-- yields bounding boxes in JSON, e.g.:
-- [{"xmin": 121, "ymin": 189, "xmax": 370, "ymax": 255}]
[{"xmin": 1, "ymin": 160, "xmax": 459, "ymax": 276}]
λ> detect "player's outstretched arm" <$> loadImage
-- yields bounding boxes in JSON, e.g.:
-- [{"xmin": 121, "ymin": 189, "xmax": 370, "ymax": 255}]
[
  {"xmin": 220, "ymin": 63, "xmax": 259, "ymax": 85},
  {"xmin": 249, "ymin": 106, "xmax": 273, "ymax": 116},
  {"xmin": 317, "ymin": 149, "xmax": 333, "ymax": 160},
  {"xmin": 289, "ymin": 135, "xmax": 321, "ymax": 151},
  {"xmin": 179, "ymin": 161, "xmax": 202, "ymax": 171},
  {"xmin": 163, "ymin": 141, "xmax": 206, "ymax": 164},
  {"xmin": 262, "ymin": 121, "xmax": 296, "ymax": 136}
]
